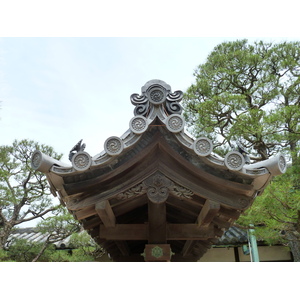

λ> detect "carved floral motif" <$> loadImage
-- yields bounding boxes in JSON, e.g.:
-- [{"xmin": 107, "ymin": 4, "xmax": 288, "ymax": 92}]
[
  {"xmin": 170, "ymin": 184, "xmax": 194, "ymax": 199},
  {"xmin": 116, "ymin": 183, "xmax": 147, "ymax": 200},
  {"xmin": 144, "ymin": 173, "xmax": 171, "ymax": 203},
  {"xmin": 116, "ymin": 173, "xmax": 194, "ymax": 203}
]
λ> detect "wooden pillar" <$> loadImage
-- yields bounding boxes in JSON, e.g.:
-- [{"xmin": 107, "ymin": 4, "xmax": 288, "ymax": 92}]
[
  {"xmin": 144, "ymin": 172, "xmax": 169, "ymax": 261},
  {"xmin": 148, "ymin": 200, "xmax": 167, "ymax": 244},
  {"xmin": 144, "ymin": 172, "xmax": 170, "ymax": 244}
]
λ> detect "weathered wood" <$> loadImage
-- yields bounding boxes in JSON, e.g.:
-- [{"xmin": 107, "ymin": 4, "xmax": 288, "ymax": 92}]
[
  {"xmin": 167, "ymin": 223, "xmax": 215, "ymax": 240},
  {"xmin": 99, "ymin": 223, "xmax": 215, "ymax": 240},
  {"xmin": 82, "ymin": 216, "xmax": 101, "ymax": 229},
  {"xmin": 100, "ymin": 224, "xmax": 148, "ymax": 240},
  {"xmin": 74, "ymin": 206, "xmax": 96, "ymax": 220},
  {"xmin": 112, "ymin": 195, "xmax": 148, "ymax": 217},
  {"xmin": 143, "ymin": 244, "xmax": 172, "ymax": 262},
  {"xmin": 95, "ymin": 200, "xmax": 116, "ymax": 228},
  {"xmin": 197, "ymin": 199, "xmax": 220, "ymax": 227},
  {"xmin": 148, "ymin": 200, "xmax": 167, "ymax": 244}
]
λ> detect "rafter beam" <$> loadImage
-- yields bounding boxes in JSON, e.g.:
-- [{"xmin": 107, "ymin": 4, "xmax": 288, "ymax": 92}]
[
  {"xmin": 95, "ymin": 200, "xmax": 116, "ymax": 228},
  {"xmin": 197, "ymin": 199, "xmax": 220, "ymax": 227}
]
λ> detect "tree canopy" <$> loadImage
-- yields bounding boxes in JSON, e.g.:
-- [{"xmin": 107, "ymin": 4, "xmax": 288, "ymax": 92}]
[
  {"xmin": 183, "ymin": 39, "xmax": 300, "ymax": 162},
  {"xmin": 0, "ymin": 139, "xmax": 62, "ymax": 248},
  {"xmin": 183, "ymin": 39, "xmax": 300, "ymax": 260}
]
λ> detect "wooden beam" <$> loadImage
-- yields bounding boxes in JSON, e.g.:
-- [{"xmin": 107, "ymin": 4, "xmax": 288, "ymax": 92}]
[
  {"xmin": 148, "ymin": 200, "xmax": 167, "ymax": 244},
  {"xmin": 197, "ymin": 199, "xmax": 220, "ymax": 227},
  {"xmin": 75, "ymin": 206, "xmax": 96, "ymax": 220},
  {"xmin": 100, "ymin": 224, "xmax": 148, "ymax": 240},
  {"xmin": 99, "ymin": 224, "xmax": 215, "ymax": 240},
  {"xmin": 95, "ymin": 200, "xmax": 116, "ymax": 228},
  {"xmin": 167, "ymin": 224, "xmax": 215, "ymax": 240}
]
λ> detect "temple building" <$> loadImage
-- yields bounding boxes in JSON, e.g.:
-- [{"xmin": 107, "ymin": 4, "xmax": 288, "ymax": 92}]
[{"xmin": 31, "ymin": 80, "xmax": 287, "ymax": 262}]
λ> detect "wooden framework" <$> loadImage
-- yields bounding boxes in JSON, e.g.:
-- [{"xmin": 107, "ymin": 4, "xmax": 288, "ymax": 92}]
[{"xmin": 31, "ymin": 80, "xmax": 286, "ymax": 262}]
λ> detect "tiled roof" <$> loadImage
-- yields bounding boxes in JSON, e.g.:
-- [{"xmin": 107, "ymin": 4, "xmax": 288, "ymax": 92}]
[
  {"xmin": 217, "ymin": 226, "xmax": 249, "ymax": 245},
  {"xmin": 7, "ymin": 227, "xmax": 72, "ymax": 249}
]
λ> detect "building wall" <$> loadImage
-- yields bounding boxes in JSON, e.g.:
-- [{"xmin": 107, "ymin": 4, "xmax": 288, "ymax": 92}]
[{"xmin": 199, "ymin": 246, "xmax": 292, "ymax": 262}]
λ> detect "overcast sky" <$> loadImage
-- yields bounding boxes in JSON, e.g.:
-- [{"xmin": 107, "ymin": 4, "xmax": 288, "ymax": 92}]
[{"xmin": 1, "ymin": 37, "xmax": 299, "ymax": 164}]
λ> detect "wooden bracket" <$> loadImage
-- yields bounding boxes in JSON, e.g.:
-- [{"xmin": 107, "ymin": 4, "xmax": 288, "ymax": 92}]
[
  {"xmin": 95, "ymin": 200, "xmax": 116, "ymax": 228},
  {"xmin": 197, "ymin": 199, "xmax": 220, "ymax": 227}
]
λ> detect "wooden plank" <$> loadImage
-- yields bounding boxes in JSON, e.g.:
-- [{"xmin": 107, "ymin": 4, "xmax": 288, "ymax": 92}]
[
  {"xmin": 95, "ymin": 200, "xmax": 116, "ymax": 228},
  {"xmin": 99, "ymin": 223, "xmax": 215, "ymax": 241},
  {"xmin": 197, "ymin": 199, "xmax": 220, "ymax": 227}
]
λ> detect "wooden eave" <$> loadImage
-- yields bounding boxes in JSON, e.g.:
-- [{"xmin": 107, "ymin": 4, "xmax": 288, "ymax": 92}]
[{"xmin": 48, "ymin": 125, "xmax": 256, "ymax": 261}]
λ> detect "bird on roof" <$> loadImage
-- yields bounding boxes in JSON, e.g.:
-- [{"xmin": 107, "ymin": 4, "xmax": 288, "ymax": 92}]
[{"xmin": 69, "ymin": 139, "xmax": 86, "ymax": 161}]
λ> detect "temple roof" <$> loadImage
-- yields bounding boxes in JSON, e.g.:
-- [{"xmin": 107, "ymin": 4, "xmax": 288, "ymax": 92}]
[{"xmin": 31, "ymin": 79, "xmax": 286, "ymax": 262}]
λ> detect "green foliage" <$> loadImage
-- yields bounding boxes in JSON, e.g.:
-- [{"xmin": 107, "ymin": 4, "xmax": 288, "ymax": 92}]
[
  {"xmin": 36, "ymin": 207, "xmax": 81, "ymax": 239},
  {"xmin": 183, "ymin": 39, "xmax": 300, "ymax": 161},
  {"xmin": 0, "ymin": 139, "xmax": 62, "ymax": 248},
  {"xmin": 184, "ymin": 39, "xmax": 300, "ymax": 258},
  {"xmin": 0, "ymin": 225, "xmax": 105, "ymax": 262},
  {"xmin": 238, "ymin": 165, "xmax": 300, "ymax": 245}
]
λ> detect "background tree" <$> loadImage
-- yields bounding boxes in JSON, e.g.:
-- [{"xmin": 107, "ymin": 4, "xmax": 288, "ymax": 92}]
[
  {"xmin": 183, "ymin": 39, "xmax": 300, "ymax": 260},
  {"xmin": 183, "ymin": 39, "xmax": 300, "ymax": 162},
  {"xmin": 31, "ymin": 207, "xmax": 81, "ymax": 261},
  {"xmin": 0, "ymin": 139, "xmax": 62, "ymax": 249}
]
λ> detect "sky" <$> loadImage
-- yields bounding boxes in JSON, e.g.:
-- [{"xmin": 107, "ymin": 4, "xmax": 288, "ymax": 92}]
[{"xmin": 1, "ymin": 37, "xmax": 300, "ymax": 165}]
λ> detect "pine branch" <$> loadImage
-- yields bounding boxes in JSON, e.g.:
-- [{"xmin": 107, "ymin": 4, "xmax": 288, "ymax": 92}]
[{"xmin": 15, "ymin": 207, "xmax": 58, "ymax": 224}]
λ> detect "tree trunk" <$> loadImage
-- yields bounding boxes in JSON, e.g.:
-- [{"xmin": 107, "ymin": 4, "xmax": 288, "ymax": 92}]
[
  {"xmin": 32, "ymin": 238, "xmax": 50, "ymax": 262},
  {"xmin": 0, "ymin": 224, "xmax": 13, "ymax": 250},
  {"xmin": 287, "ymin": 231, "xmax": 300, "ymax": 262}
]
